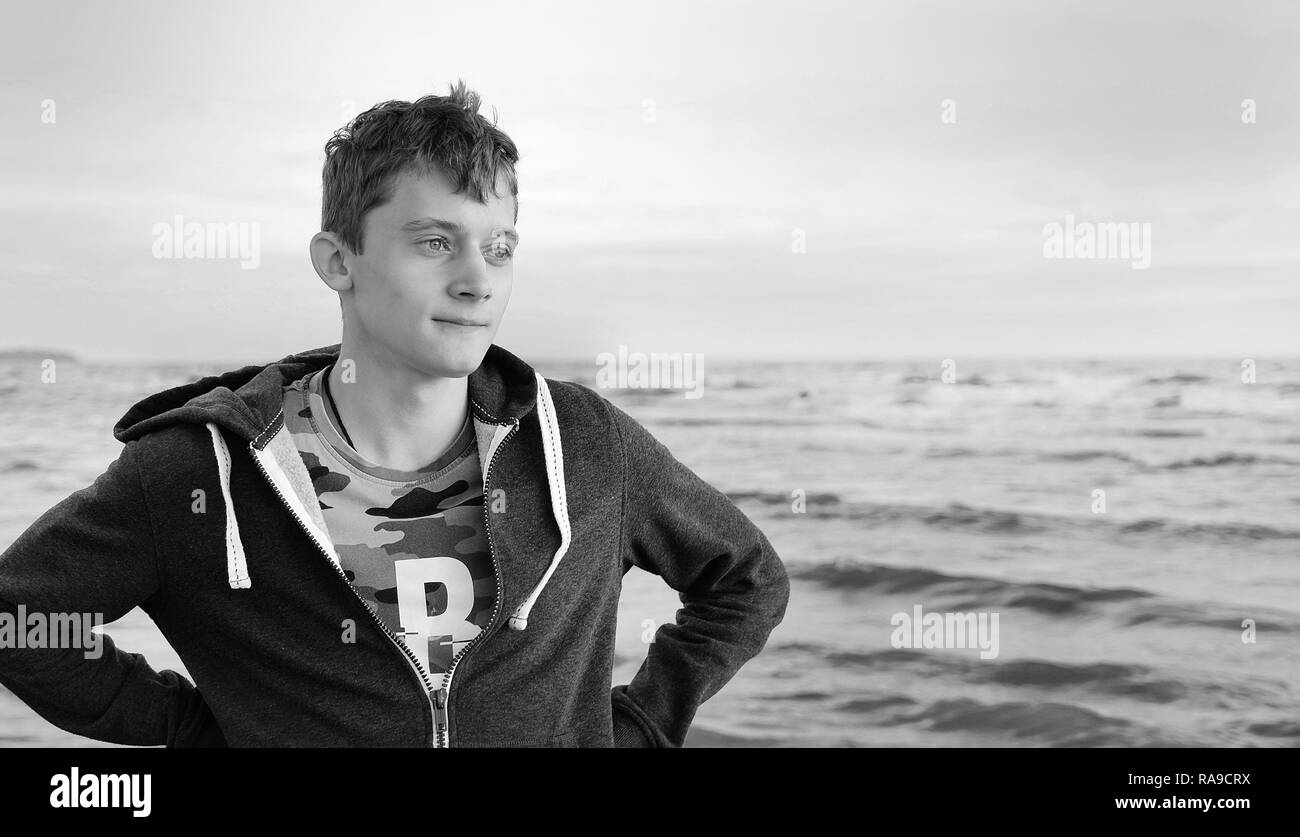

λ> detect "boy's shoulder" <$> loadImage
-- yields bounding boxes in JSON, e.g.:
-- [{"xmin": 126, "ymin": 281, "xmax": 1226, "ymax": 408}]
[
  {"xmin": 536, "ymin": 375, "xmax": 645, "ymax": 437},
  {"xmin": 538, "ymin": 376, "xmax": 612, "ymax": 420},
  {"xmin": 539, "ymin": 375, "xmax": 665, "ymax": 460},
  {"xmin": 120, "ymin": 421, "xmax": 230, "ymax": 485},
  {"xmin": 122, "ymin": 419, "xmax": 213, "ymax": 452}
]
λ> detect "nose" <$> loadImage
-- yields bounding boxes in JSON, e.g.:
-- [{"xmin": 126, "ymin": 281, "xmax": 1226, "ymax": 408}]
[{"xmin": 447, "ymin": 252, "xmax": 492, "ymax": 301}]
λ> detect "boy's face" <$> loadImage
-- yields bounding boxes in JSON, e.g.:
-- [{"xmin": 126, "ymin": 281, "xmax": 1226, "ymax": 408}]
[{"xmin": 346, "ymin": 166, "xmax": 517, "ymax": 379}]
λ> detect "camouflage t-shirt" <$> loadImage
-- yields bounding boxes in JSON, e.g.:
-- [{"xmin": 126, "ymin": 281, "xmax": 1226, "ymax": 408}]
[{"xmin": 282, "ymin": 369, "xmax": 497, "ymax": 691}]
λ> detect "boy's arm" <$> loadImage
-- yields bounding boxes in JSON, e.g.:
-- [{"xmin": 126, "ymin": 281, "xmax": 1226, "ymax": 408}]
[
  {"xmin": 604, "ymin": 399, "xmax": 790, "ymax": 748},
  {"xmin": 0, "ymin": 441, "xmax": 224, "ymax": 747}
]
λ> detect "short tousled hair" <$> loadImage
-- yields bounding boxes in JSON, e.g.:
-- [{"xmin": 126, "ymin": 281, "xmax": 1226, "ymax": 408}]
[{"xmin": 321, "ymin": 79, "xmax": 520, "ymax": 255}]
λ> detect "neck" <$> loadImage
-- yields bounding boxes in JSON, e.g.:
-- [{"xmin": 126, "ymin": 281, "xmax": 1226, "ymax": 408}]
[{"xmin": 327, "ymin": 337, "xmax": 470, "ymax": 472}]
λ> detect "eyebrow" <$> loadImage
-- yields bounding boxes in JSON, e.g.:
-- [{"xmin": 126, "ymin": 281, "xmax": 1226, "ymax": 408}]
[{"xmin": 401, "ymin": 217, "xmax": 519, "ymax": 243}]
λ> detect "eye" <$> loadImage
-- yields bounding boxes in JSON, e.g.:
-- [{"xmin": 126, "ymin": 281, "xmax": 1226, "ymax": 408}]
[
  {"xmin": 421, "ymin": 237, "xmax": 451, "ymax": 253},
  {"xmin": 487, "ymin": 243, "xmax": 514, "ymax": 262}
]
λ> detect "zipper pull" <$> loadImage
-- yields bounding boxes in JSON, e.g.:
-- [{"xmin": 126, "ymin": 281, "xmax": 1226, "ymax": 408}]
[{"xmin": 434, "ymin": 687, "xmax": 449, "ymax": 736}]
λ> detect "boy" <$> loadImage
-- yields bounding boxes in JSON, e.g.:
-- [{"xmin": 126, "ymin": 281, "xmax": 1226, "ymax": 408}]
[{"xmin": 0, "ymin": 80, "xmax": 790, "ymax": 747}]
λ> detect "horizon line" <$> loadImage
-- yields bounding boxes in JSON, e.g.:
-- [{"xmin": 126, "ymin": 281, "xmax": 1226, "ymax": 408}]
[{"xmin": 3, "ymin": 348, "xmax": 1298, "ymax": 367}]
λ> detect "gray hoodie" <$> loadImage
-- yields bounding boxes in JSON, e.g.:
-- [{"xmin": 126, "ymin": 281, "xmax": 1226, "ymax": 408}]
[{"xmin": 0, "ymin": 343, "xmax": 790, "ymax": 747}]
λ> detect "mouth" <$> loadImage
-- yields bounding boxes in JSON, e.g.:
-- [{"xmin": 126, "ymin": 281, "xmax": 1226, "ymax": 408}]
[{"xmin": 432, "ymin": 318, "xmax": 489, "ymax": 328}]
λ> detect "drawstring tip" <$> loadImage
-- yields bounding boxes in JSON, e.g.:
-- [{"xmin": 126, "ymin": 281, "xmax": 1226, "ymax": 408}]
[{"xmin": 508, "ymin": 616, "xmax": 528, "ymax": 631}]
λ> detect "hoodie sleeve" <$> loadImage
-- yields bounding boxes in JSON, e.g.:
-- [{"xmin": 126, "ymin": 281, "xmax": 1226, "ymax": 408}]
[
  {"xmin": 0, "ymin": 440, "xmax": 224, "ymax": 747},
  {"xmin": 604, "ymin": 399, "xmax": 790, "ymax": 748}
]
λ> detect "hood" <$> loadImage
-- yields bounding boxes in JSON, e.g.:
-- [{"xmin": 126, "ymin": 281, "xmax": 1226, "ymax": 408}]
[
  {"xmin": 113, "ymin": 343, "xmax": 571, "ymax": 633},
  {"xmin": 114, "ymin": 342, "xmax": 541, "ymax": 444}
]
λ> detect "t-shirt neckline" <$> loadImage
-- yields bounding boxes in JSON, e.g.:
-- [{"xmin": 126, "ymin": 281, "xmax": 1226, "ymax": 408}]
[{"xmin": 301, "ymin": 368, "xmax": 476, "ymax": 484}]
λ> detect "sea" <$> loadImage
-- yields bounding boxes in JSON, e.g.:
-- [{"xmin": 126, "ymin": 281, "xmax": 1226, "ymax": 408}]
[{"xmin": 1, "ymin": 354, "xmax": 1297, "ymax": 747}]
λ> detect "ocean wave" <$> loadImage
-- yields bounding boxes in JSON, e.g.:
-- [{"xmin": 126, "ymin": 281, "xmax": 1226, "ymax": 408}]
[
  {"xmin": 833, "ymin": 695, "xmax": 918, "ymax": 713},
  {"xmin": 789, "ymin": 563, "xmax": 1151, "ymax": 616},
  {"xmin": 1160, "ymin": 453, "xmax": 1300, "ymax": 469},
  {"xmin": 924, "ymin": 447, "xmax": 1022, "ymax": 459},
  {"xmin": 752, "ymin": 673, "xmax": 1171, "ymax": 744},
  {"xmin": 654, "ymin": 415, "xmax": 883, "ymax": 429},
  {"xmin": 887, "ymin": 698, "xmax": 1161, "ymax": 746},
  {"xmin": 895, "ymin": 374, "xmax": 993, "ymax": 387},
  {"xmin": 985, "ymin": 660, "xmax": 1186, "ymax": 702},
  {"xmin": 731, "ymin": 491, "xmax": 1300, "ymax": 543},
  {"xmin": 1145, "ymin": 374, "xmax": 1212, "ymax": 385},
  {"xmin": 767, "ymin": 644, "xmax": 1297, "ymax": 722},
  {"xmin": 761, "ymin": 690, "xmax": 836, "ymax": 702},
  {"xmin": 1039, "ymin": 450, "xmax": 1145, "ymax": 465},
  {"xmin": 1125, "ymin": 429, "xmax": 1205, "ymax": 438},
  {"xmin": 925, "ymin": 447, "xmax": 981, "ymax": 458},
  {"xmin": 729, "ymin": 493, "xmax": 1053, "ymax": 534},
  {"xmin": 1245, "ymin": 720, "xmax": 1300, "ymax": 739},
  {"xmin": 923, "ymin": 446, "xmax": 1292, "ymax": 470},
  {"xmin": 727, "ymin": 490, "xmax": 846, "ymax": 507},
  {"xmin": 1037, "ymin": 450, "xmax": 1298, "ymax": 469},
  {"xmin": 1119, "ymin": 600, "xmax": 1300, "ymax": 637},
  {"xmin": 788, "ymin": 562, "xmax": 1300, "ymax": 633},
  {"xmin": 1117, "ymin": 518, "xmax": 1300, "ymax": 541}
]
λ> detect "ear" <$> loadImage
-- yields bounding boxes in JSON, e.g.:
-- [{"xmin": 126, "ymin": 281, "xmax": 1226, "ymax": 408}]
[{"xmin": 310, "ymin": 231, "xmax": 354, "ymax": 293}]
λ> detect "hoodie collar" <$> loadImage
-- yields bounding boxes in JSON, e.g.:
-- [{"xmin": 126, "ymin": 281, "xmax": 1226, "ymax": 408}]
[
  {"xmin": 110, "ymin": 341, "xmax": 569, "ymax": 634},
  {"xmin": 113, "ymin": 342, "xmax": 540, "ymax": 445}
]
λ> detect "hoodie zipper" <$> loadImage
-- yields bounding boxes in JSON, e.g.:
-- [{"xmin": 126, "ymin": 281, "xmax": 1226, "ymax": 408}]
[
  {"xmin": 435, "ymin": 414, "xmax": 520, "ymax": 748},
  {"xmin": 247, "ymin": 437, "xmax": 439, "ymax": 747}
]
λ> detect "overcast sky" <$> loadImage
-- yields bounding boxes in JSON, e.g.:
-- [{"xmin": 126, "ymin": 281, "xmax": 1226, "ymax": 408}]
[{"xmin": 1, "ymin": 0, "xmax": 1298, "ymax": 363}]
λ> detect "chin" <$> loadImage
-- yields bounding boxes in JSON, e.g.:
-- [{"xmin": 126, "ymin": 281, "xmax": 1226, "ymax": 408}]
[{"xmin": 424, "ymin": 342, "xmax": 490, "ymax": 379}]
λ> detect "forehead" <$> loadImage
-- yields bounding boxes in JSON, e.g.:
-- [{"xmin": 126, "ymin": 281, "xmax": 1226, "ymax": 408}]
[{"xmin": 374, "ymin": 167, "xmax": 515, "ymax": 228}]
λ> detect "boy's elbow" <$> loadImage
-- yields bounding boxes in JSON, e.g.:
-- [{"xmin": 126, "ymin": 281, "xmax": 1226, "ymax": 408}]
[
  {"xmin": 749, "ymin": 535, "xmax": 790, "ymax": 628},
  {"xmin": 768, "ymin": 550, "xmax": 791, "ymax": 626}
]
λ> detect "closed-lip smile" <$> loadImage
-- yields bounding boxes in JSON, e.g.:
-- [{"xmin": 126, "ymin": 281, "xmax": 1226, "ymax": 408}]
[{"xmin": 433, "ymin": 317, "xmax": 489, "ymax": 327}]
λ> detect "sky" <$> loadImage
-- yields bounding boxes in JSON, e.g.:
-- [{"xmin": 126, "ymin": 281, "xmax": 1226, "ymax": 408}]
[{"xmin": 1, "ymin": 0, "xmax": 1298, "ymax": 363}]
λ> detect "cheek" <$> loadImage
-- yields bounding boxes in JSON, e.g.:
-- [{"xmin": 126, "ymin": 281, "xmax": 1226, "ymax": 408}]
[
  {"xmin": 359, "ymin": 253, "xmax": 424, "ymax": 313},
  {"xmin": 494, "ymin": 270, "xmax": 514, "ymax": 302}
]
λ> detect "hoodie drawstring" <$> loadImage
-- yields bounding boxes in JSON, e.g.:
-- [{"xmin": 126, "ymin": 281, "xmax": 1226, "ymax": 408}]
[
  {"xmin": 206, "ymin": 422, "xmax": 251, "ymax": 589},
  {"xmin": 508, "ymin": 373, "xmax": 571, "ymax": 631}
]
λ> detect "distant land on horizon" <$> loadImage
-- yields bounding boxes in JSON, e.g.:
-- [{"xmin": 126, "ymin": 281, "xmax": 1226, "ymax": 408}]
[{"xmin": 0, "ymin": 348, "xmax": 78, "ymax": 362}]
